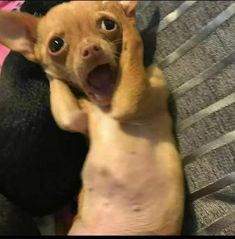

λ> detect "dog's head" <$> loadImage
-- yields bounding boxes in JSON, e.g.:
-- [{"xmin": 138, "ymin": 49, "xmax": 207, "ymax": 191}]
[{"xmin": 0, "ymin": 1, "xmax": 137, "ymax": 107}]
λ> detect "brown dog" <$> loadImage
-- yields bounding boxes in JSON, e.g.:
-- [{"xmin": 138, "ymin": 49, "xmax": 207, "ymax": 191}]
[{"xmin": 0, "ymin": 1, "xmax": 184, "ymax": 235}]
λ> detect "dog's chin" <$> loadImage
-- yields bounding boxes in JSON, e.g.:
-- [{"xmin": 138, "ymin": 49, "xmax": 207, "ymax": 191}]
[{"xmin": 85, "ymin": 63, "xmax": 118, "ymax": 107}]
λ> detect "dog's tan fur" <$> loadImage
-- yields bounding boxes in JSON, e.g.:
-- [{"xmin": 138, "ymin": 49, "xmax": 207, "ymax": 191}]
[{"xmin": 0, "ymin": 1, "xmax": 184, "ymax": 235}]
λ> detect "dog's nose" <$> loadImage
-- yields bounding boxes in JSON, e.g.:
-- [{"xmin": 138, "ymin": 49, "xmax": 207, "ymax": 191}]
[{"xmin": 80, "ymin": 44, "xmax": 101, "ymax": 59}]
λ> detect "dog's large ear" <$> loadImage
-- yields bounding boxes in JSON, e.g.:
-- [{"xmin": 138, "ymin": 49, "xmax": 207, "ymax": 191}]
[
  {"xmin": 0, "ymin": 10, "xmax": 39, "ymax": 62},
  {"xmin": 119, "ymin": 1, "xmax": 137, "ymax": 19}
]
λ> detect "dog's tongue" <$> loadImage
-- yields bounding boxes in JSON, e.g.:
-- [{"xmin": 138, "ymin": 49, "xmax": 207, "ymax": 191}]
[{"xmin": 87, "ymin": 64, "xmax": 114, "ymax": 94}]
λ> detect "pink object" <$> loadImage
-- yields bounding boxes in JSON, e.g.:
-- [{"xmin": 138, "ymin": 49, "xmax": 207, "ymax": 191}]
[{"xmin": 0, "ymin": 1, "xmax": 24, "ymax": 71}]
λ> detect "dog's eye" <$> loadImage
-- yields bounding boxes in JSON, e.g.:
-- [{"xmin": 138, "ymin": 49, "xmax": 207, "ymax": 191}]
[
  {"xmin": 101, "ymin": 19, "xmax": 117, "ymax": 31},
  {"xmin": 49, "ymin": 37, "xmax": 65, "ymax": 53}
]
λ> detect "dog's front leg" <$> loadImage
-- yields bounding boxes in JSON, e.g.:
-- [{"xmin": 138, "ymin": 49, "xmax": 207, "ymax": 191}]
[
  {"xmin": 111, "ymin": 18, "xmax": 148, "ymax": 122},
  {"xmin": 49, "ymin": 78, "xmax": 88, "ymax": 134}
]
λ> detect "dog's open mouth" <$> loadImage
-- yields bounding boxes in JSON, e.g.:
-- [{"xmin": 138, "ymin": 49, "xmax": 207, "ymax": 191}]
[{"xmin": 86, "ymin": 64, "xmax": 117, "ymax": 106}]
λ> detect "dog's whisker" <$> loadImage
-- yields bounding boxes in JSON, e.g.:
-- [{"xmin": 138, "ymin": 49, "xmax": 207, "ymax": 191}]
[{"xmin": 112, "ymin": 39, "xmax": 122, "ymax": 44}]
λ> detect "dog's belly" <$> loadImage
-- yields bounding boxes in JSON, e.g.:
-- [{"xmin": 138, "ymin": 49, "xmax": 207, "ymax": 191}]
[
  {"xmin": 73, "ymin": 150, "xmax": 173, "ymax": 235},
  {"xmin": 75, "ymin": 140, "xmax": 182, "ymax": 234},
  {"xmin": 70, "ymin": 110, "xmax": 183, "ymax": 235},
  {"xmin": 83, "ymin": 142, "xmax": 165, "ymax": 208},
  {"xmin": 70, "ymin": 147, "xmax": 183, "ymax": 235}
]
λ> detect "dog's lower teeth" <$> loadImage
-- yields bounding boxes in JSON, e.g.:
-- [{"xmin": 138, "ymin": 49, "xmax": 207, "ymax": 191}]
[
  {"xmin": 93, "ymin": 94, "xmax": 111, "ymax": 104},
  {"xmin": 94, "ymin": 94, "xmax": 103, "ymax": 101}
]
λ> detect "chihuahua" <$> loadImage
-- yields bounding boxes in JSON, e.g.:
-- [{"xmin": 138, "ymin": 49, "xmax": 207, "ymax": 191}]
[{"xmin": 0, "ymin": 1, "xmax": 184, "ymax": 235}]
